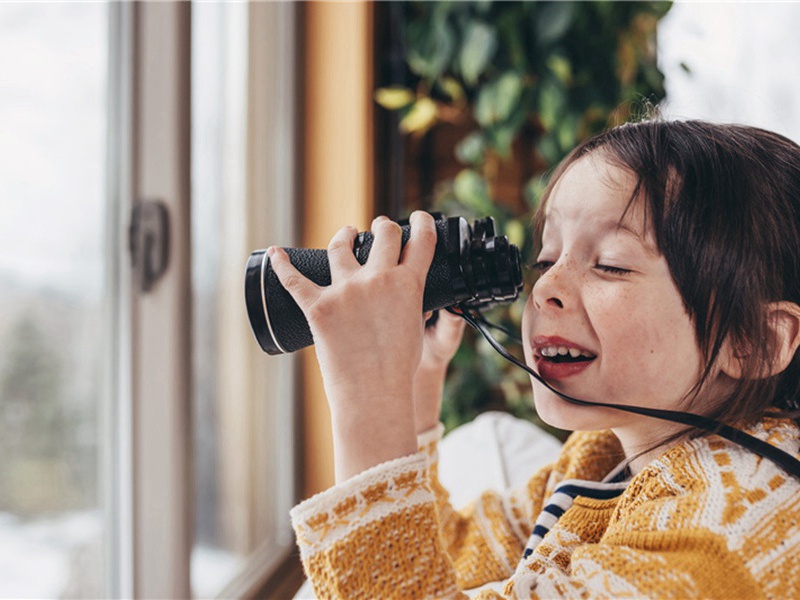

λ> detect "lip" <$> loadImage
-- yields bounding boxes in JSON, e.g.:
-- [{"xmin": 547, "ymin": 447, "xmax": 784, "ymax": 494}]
[{"xmin": 531, "ymin": 335, "xmax": 597, "ymax": 381}]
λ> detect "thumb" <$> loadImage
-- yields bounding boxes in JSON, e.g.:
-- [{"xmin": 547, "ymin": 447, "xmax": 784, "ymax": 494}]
[{"xmin": 439, "ymin": 310, "xmax": 467, "ymax": 337}]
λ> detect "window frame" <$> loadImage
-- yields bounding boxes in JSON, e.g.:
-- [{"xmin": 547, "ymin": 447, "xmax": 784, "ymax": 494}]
[{"xmin": 108, "ymin": 3, "xmax": 299, "ymax": 597}]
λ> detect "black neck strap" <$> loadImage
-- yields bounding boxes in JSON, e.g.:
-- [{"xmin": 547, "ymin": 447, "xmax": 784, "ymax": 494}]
[{"xmin": 450, "ymin": 306, "xmax": 800, "ymax": 480}]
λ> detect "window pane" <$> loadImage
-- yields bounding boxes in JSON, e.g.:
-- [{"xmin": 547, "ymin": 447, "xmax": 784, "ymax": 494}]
[
  {"xmin": 0, "ymin": 4, "xmax": 110, "ymax": 598},
  {"xmin": 190, "ymin": 3, "xmax": 249, "ymax": 596},
  {"xmin": 659, "ymin": 3, "xmax": 800, "ymax": 140},
  {"xmin": 190, "ymin": 4, "xmax": 298, "ymax": 595}
]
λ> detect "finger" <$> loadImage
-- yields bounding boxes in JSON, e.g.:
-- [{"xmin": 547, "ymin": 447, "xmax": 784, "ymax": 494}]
[
  {"xmin": 268, "ymin": 246, "xmax": 321, "ymax": 312},
  {"xmin": 327, "ymin": 225, "xmax": 359, "ymax": 280},
  {"xmin": 367, "ymin": 215, "xmax": 403, "ymax": 269},
  {"xmin": 439, "ymin": 309, "xmax": 467, "ymax": 334},
  {"xmin": 401, "ymin": 211, "xmax": 437, "ymax": 278}
]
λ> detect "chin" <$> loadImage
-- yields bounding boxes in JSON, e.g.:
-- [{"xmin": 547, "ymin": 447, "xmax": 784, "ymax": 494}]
[{"xmin": 531, "ymin": 383, "xmax": 620, "ymax": 432}]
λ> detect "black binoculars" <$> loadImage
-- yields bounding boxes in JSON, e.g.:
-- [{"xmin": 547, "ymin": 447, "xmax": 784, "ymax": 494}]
[{"xmin": 245, "ymin": 215, "xmax": 524, "ymax": 355}]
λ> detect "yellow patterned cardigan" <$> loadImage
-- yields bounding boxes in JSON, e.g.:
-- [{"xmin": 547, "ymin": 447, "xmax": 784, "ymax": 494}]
[{"xmin": 290, "ymin": 418, "xmax": 800, "ymax": 599}]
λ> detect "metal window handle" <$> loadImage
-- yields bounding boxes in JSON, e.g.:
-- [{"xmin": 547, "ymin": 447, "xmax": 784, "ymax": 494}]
[{"xmin": 129, "ymin": 199, "xmax": 170, "ymax": 293}]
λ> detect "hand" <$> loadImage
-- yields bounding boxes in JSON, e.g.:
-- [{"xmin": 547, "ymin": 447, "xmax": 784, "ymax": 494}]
[
  {"xmin": 414, "ymin": 310, "xmax": 466, "ymax": 433},
  {"xmin": 268, "ymin": 211, "xmax": 438, "ymax": 482}
]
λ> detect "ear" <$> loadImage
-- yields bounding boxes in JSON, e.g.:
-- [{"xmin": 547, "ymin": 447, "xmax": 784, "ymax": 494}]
[
  {"xmin": 718, "ymin": 301, "xmax": 800, "ymax": 379},
  {"xmin": 766, "ymin": 301, "xmax": 800, "ymax": 376}
]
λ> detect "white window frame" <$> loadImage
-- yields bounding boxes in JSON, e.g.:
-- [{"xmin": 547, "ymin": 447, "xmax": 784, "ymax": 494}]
[{"xmin": 107, "ymin": 3, "xmax": 298, "ymax": 597}]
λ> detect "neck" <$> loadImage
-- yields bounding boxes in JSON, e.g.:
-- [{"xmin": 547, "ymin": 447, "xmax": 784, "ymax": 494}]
[{"xmin": 612, "ymin": 421, "xmax": 688, "ymax": 475}]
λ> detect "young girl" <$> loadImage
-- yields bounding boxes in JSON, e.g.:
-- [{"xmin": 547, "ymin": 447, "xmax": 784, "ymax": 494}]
[{"xmin": 268, "ymin": 120, "xmax": 800, "ymax": 598}]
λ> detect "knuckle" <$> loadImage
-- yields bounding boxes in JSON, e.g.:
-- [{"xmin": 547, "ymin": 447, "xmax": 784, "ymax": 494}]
[
  {"xmin": 306, "ymin": 298, "xmax": 334, "ymax": 323},
  {"xmin": 377, "ymin": 219, "xmax": 401, "ymax": 235},
  {"xmin": 281, "ymin": 273, "xmax": 303, "ymax": 292},
  {"xmin": 417, "ymin": 226, "xmax": 437, "ymax": 247},
  {"xmin": 412, "ymin": 210, "xmax": 435, "ymax": 227},
  {"xmin": 416, "ymin": 209, "xmax": 434, "ymax": 222},
  {"xmin": 327, "ymin": 237, "xmax": 351, "ymax": 253},
  {"xmin": 377, "ymin": 269, "xmax": 398, "ymax": 286}
]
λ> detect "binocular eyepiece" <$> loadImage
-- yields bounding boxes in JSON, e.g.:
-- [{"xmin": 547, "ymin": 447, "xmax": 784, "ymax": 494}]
[{"xmin": 244, "ymin": 215, "xmax": 524, "ymax": 355}]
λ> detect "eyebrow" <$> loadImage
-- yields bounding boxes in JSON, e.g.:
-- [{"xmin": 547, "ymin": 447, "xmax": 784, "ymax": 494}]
[
  {"xmin": 544, "ymin": 209, "xmax": 659, "ymax": 255},
  {"xmin": 600, "ymin": 219, "xmax": 643, "ymax": 239},
  {"xmin": 596, "ymin": 218, "xmax": 659, "ymax": 254}
]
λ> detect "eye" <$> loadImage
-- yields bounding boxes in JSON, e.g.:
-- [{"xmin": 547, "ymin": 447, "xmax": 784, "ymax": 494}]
[
  {"xmin": 594, "ymin": 264, "xmax": 632, "ymax": 275},
  {"xmin": 531, "ymin": 260, "xmax": 554, "ymax": 273}
]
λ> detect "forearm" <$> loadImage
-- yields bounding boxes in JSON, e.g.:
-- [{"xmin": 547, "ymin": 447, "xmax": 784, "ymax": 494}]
[
  {"xmin": 413, "ymin": 367, "xmax": 447, "ymax": 434},
  {"xmin": 329, "ymin": 383, "xmax": 418, "ymax": 483}
]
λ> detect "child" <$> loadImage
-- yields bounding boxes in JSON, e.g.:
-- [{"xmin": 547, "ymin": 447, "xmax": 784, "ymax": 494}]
[{"xmin": 268, "ymin": 119, "xmax": 800, "ymax": 598}]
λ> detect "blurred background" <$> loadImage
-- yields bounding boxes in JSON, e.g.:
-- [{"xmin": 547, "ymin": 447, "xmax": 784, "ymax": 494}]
[{"xmin": 2, "ymin": 1, "xmax": 800, "ymax": 598}]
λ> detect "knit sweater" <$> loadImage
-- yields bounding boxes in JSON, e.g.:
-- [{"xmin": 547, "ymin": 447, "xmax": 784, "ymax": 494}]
[{"xmin": 290, "ymin": 418, "xmax": 800, "ymax": 599}]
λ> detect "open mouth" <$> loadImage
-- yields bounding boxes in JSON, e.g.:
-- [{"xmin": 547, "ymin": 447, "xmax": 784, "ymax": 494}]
[
  {"xmin": 534, "ymin": 343, "xmax": 597, "ymax": 380},
  {"xmin": 535, "ymin": 345, "xmax": 597, "ymax": 364},
  {"xmin": 530, "ymin": 337, "xmax": 598, "ymax": 380}
]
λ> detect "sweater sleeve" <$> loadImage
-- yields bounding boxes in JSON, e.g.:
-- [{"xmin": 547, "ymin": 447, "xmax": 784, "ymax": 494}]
[
  {"xmin": 417, "ymin": 424, "xmax": 555, "ymax": 590},
  {"xmin": 290, "ymin": 425, "xmax": 557, "ymax": 599},
  {"xmin": 290, "ymin": 452, "xmax": 463, "ymax": 599}
]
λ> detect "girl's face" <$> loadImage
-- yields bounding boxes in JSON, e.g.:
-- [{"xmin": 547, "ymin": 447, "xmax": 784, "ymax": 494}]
[{"xmin": 522, "ymin": 152, "xmax": 723, "ymax": 453}]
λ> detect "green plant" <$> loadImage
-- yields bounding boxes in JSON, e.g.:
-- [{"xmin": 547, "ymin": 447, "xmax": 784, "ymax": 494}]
[{"xmin": 376, "ymin": 0, "xmax": 673, "ymax": 436}]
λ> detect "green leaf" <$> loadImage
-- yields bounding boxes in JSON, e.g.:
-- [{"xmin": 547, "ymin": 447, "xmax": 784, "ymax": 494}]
[
  {"xmin": 475, "ymin": 71, "xmax": 524, "ymax": 126},
  {"xmin": 487, "ymin": 98, "xmax": 529, "ymax": 156},
  {"xmin": 504, "ymin": 218, "xmax": 526, "ymax": 249},
  {"xmin": 437, "ymin": 76, "xmax": 465, "ymax": 102},
  {"xmin": 537, "ymin": 79, "xmax": 564, "ymax": 131},
  {"xmin": 556, "ymin": 112, "xmax": 578, "ymax": 151},
  {"xmin": 524, "ymin": 176, "xmax": 548, "ymax": 210},
  {"xmin": 488, "ymin": 125, "xmax": 515, "ymax": 157},
  {"xmin": 453, "ymin": 169, "xmax": 494, "ymax": 213},
  {"xmin": 538, "ymin": 134, "xmax": 561, "ymax": 165},
  {"xmin": 495, "ymin": 7, "xmax": 528, "ymax": 70},
  {"xmin": 546, "ymin": 55, "xmax": 572, "ymax": 86},
  {"xmin": 455, "ymin": 132, "xmax": 486, "ymax": 165},
  {"xmin": 459, "ymin": 21, "xmax": 497, "ymax": 85},
  {"xmin": 535, "ymin": 2, "xmax": 575, "ymax": 46},
  {"xmin": 406, "ymin": 19, "xmax": 456, "ymax": 80},
  {"xmin": 474, "ymin": 0, "xmax": 493, "ymax": 16}
]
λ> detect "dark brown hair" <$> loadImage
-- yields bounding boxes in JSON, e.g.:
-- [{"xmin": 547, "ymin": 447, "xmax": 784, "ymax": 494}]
[{"xmin": 535, "ymin": 119, "xmax": 800, "ymax": 429}]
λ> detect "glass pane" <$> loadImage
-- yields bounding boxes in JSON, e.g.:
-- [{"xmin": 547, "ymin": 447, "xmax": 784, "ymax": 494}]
[
  {"xmin": 190, "ymin": 3, "xmax": 249, "ymax": 597},
  {"xmin": 0, "ymin": 4, "xmax": 110, "ymax": 598},
  {"xmin": 659, "ymin": 3, "xmax": 800, "ymax": 140}
]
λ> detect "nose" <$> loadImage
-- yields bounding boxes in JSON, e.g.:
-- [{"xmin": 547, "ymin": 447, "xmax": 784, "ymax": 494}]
[{"xmin": 532, "ymin": 260, "xmax": 570, "ymax": 311}]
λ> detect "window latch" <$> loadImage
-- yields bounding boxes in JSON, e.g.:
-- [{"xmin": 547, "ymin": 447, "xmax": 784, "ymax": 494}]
[{"xmin": 129, "ymin": 199, "xmax": 170, "ymax": 293}]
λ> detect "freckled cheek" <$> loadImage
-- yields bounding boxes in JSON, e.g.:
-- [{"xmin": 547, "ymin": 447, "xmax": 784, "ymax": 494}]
[
  {"xmin": 609, "ymin": 315, "xmax": 696, "ymax": 381},
  {"xmin": 590, "ymin": 296, "xmax": 662, "ymax": 369}
]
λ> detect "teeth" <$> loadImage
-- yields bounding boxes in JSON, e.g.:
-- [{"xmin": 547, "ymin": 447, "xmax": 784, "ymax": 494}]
[{"xmin": 539, "ymin": 345, "xmax": 594, "ymax": 359}]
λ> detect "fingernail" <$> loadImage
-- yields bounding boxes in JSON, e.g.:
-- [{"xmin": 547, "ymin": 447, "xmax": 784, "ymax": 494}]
[{"xmin": 266, "ymin": 246, "xmax": 276, "ymax": 257}]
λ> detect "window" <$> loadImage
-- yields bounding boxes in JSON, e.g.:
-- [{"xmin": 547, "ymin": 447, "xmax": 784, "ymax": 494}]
[
  {"xmin": 659, "ymin": 3, "xmax": 800, "ymax": 141},
  {"xmin": 190, "ymin": 3, "xmax": 298, "ymax": 597},
  {"xmin": 0, "ymin": 3, "xmax": 298, "ymax": 597},
  {"xmin": 0, "ymin": 3, "xmax": 111, "ymax": 597}
]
